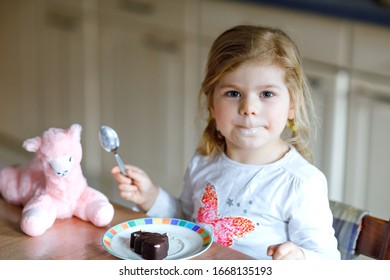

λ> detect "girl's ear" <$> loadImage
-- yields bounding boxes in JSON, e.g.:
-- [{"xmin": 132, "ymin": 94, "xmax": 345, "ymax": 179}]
[
  {"xmin": 210, "ymin": 106, "xmax": 215, "ymax": 118},
  {"xmin": 288, "ymin": 107, "xmax": 295, "ymax": 120},
  {"xmin": 288, "ymin": 95, "xmax": 295, "ymax": 120}
]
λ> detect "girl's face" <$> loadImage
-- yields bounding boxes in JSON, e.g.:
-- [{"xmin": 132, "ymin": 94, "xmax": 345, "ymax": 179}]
[{"xmin": 211, "ymin": 63, "xmax": 294, "ymax": 164}]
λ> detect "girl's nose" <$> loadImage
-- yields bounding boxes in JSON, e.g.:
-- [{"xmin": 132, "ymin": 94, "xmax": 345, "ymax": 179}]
[{"xmin": 239, "ymin": 96, "xmax": 260, "ymax": 116}]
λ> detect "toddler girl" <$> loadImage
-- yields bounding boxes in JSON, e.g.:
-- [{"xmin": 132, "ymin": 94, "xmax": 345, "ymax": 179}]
[{"xmin": 112, "ymin": 25, "xmax": 340, "ymax": 260}]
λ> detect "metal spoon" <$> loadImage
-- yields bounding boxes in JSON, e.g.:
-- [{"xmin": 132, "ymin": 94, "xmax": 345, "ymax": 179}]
[{"xmin": 99, "ymin": 125, "xmax": 128, "ymax": 177}]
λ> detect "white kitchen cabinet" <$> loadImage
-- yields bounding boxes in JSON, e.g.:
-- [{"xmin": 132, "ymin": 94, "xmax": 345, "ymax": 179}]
[
  {"xmin": 345, "ymin": 22, "xmax": 390, "ymax": 220},
  {"xmin": 345, "ymin": 73, "xmax": 390, "ymax": 220},
  {"xmin": 0, "ymin": 0, "xmax": 86, "ymax": 158},
  {"xmin": 304, "ymin": 61, "xmax": 349, "ymax": 202},
  {"xmin": 351, "ymin": 23, "xmax": 390, "ymax": 77},
  {"xmin": 0, "ymin": 0, "xmax": 42, "ymax": 145},
  {"xmin": 38, "ymin": 0, "xmax": 86, "ymax": 131},
  {"xmin": 98, "ymin": 0, "xmax": 192, "ymax": 33},
  {"xmin": 98, "ymin": 0, "xmax": 199, "ymax": 204}
]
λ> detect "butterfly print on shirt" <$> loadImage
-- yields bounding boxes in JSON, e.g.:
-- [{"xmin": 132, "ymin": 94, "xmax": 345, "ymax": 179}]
[{"xmin": 197, "ymin": 183, "xmax": 255, "ymax": 247}]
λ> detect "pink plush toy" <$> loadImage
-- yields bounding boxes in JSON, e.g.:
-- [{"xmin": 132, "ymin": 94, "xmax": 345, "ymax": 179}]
[{"xmin": 0, "ymin": 124, "xmax": 114, "ymax": 236}]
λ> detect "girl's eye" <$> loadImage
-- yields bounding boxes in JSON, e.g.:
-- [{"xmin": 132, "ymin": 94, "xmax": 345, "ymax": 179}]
[
  {"xmin": 225, "ymin": 91, "xmax": 241, "ymax": 98},
  {"xmin": 260, "ymin": 91, "xmax": 274, "ymax": 98}
]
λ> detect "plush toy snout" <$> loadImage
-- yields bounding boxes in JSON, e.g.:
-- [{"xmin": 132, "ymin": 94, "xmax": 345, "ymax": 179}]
[{"xmin": 49, "ymin": 156, "xmax": 73, "ymax": 177}]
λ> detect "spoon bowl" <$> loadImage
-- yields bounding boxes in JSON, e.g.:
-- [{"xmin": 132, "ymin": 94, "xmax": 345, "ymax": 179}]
[
  {"xmin": 99, "ymin": 125, "xmax": 128, "ymax": 177},
  {"xmin": 99, "ymin": 125, "xmax": 121, "ymax": 152}
]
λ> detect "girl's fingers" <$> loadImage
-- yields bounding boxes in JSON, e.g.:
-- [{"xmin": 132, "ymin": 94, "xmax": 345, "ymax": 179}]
[
  {"xmin": 118, "ymin": 184, "xmax": 137, "ymax": 192},
  {"xmin": 278, "ymin": 251, "xmax": 298, "ymax": 260},
  {"xmin": 112, "ymin": 165, "xmax": 148, "ymax": 184},
  {"xmin": 267, "ymin": 242, "xmax": 305, "ymax": 260},
  {"xmin": 112, "ymin": 171, "xmax": 131, "ymax": 184},
  {"xmin": 112, "ymin": 164, "xmax": 145, "ymax": 175},
  {"xmin": 111, "ymin": 166, "xmax": 121, "ymax": 174},
  {"xmin": 111, "ymin": 164, "xmax": 156, "ymax": 209},
  {"xmin": 124, "ymin": 164, "xmax": 146, "ymax": 174},
  {"xmin": 118, "ymin": 185, "xmax": 144, "ymax": 204},
  {"xmin": 267, "ymin": 245, "xmax": 275, "ymax": 256},
  {"xmin": 118, "ymin": 184, "xmax": 137, "ymax": 196}
]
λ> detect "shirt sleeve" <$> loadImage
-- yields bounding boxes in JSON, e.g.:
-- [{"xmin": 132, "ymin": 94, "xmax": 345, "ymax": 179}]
[
  {"xmin": 146, "ymin": 186, "xmax": 181, "ymax": 217},
  {"xmin": 286, "ymin": 171, "xmax": 341, "ymax": 260},
  {"xmin": 146, "ymin": 157, "xmax": 196, "ymax": 220}
]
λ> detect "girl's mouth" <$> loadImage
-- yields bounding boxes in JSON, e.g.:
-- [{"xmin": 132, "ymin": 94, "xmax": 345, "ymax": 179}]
[{"xmin": 236, "ymin": 127, "xmax": 260, "ymax": 136}]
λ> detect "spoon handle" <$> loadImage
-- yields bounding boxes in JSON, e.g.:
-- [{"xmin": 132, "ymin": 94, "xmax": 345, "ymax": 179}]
[{"xmin": 115, "ymin": 153, "xmax": 128, "ymax": 177}]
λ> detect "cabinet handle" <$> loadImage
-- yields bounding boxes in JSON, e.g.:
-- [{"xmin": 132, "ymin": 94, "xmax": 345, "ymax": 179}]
[
  {"xmin": 118, "ymin": 0, "xmax": 154, "ymax": 15},
  {"xmin": 143, "ymin": 35, "xmax": 179, "ymax": 54}
]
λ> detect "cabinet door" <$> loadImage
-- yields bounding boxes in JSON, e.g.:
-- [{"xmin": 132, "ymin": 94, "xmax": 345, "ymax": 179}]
[
  {"xmin": 99, "ymin": 22, "xmax": 185, "ymax": 203},
  {"xmin": 345, "ymin": 77, "xmax": 390, "ymax": 220},
  {"xmin": 0, "ymin": 0, "xmax": 85, "ymax": 139},
  {"xmin": 304, "ymin": 61, "xmax": 349, "ymax": 202},
  {"xmin": 0, "ymin": 0, "xmax": 41, "ymax": 144},
  {"xmin": 352, "ymin": 23, "xmax": 390, "ymax": 76},
  {"xmin": 38, "ymin": 1, "xmax": 85, "ymax": 131},
  {"xmin": 0, "ymin": 0, "xmax": 86, "ymax": 163}
]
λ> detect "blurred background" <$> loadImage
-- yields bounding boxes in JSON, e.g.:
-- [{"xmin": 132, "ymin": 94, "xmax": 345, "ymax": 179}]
[{"xmin": 0, "ymin": 0, "xmax": 389, "ymax": 220}]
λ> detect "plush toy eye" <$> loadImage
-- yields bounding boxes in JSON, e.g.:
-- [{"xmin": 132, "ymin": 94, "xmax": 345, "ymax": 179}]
[{"xmin": 69, "ymin": 157, "xmax": 72, "ymax": 162}]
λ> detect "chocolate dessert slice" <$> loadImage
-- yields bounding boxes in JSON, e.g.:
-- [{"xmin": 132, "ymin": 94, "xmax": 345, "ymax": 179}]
[{"xmin": 130, "ymin": 231, "xmax": 169, "ymax": 260}]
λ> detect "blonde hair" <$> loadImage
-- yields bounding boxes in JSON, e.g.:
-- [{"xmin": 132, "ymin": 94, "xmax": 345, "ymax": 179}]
[{"xmin": 196, "ymin": 25, "xmax": 316, "ymax": 162}]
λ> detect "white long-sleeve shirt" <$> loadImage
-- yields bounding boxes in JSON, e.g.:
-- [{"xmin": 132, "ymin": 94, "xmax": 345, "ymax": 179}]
[{"xmin": 147, "ymin": 146, "xmax": 340, "ymax": 259}]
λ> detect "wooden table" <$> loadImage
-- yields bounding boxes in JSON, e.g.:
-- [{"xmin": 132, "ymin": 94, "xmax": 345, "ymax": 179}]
[{"xmin": 0, "ymin": 198, "xmax": 254, "ymax": 260}]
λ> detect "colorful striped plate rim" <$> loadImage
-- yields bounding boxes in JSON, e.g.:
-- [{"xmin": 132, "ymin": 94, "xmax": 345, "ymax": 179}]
[{"xmin": 102, "ymin": 218, "xmax": 213, "ymax": 260}]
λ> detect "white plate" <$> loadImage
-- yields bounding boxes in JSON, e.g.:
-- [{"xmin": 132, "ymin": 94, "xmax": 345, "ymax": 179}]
[{"xmin": 102, "ymin": 218, "xmax": 213, "ymax": 260}]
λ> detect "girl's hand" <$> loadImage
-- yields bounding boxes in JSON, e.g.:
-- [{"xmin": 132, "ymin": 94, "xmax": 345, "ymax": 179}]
[
  {"xmin": 267, "ymin": 241, "xmax": 305, "ymax": 260},
  {"xmin": 111, "ymin": 165, "xmax": 159, "ymax": 212}
]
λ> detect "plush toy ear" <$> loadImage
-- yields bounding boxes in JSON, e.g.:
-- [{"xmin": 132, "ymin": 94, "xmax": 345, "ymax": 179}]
[
  {"xmin": 23, "ymin": 137, "xmax": 42, "ymax": 153},
  {"xmin": 68, "ymin": 123, "xmax": 82, "ymax": 141}
]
